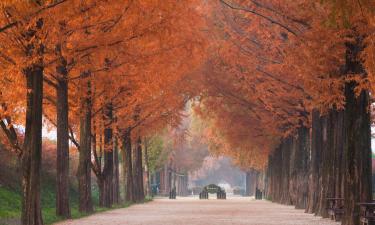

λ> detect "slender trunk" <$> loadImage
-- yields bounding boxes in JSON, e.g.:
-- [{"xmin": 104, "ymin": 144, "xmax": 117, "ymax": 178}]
[
  {"xmin": 306, "ymin": 110, "xmax": 323, "ymax": 214},
  {"xmin": 245, "ymin": 171, "xmax": 252, "ymax": 196},
  {"xmin": 265, "ymin": 160, "xmax": 271, "ymax": 199},
  {"xmin": 98, "ymin": 177, "xmax": 104, "ymax": 206},
  {"xmin": 55, "ymin": 46, "xmax": 70, "ymax": 217},
  {"xmin": 280, "ymin": 138, "xmax": 291, "ymax": 205},
  {"xmin": 21, "ymin": 65, "xmax": 44, "ymax": 225},
  {"xmin": 113, "ymin": 137, "xmax": 120, "ymax": 204},
  {"xmin": 294, "ymin": 127, "xmax": 309, "ymax": 209},
  {"xmin": 333, "ymin": 110, "xmax": 344, "ymax": 200},
  {"xmin": 168, "ymin": 166, "xmax": 172, "ymax": 195},
  {"xmin": 100, "ymin": 103, "xmax": 113, "ymax": 208},
  {"xmin": 77, "ymin": 78, "xmax": 93, "ymax": 213},
  {"xmin": 177, "ymin": 175, "xmax": 181, "ymax": 196},
  {"xmin": 289, "ymin": 137, "xmax": 298, "ymax": 205},
  {"xmin": 122, "ymin": 128, "xmax": 134, "ymax": 202},
  {"xmin": 184, "ymin": 175, "xmax": 189, "ymax": 196},
  {"xmin": 144, "ymin": 138, "xmax": 151, "ymax": 197},
  {"xmin": 317, "ymin": 115, "xmax": 332, "ymax": 218},
  {"xmin": 268, "ymin": 146, "xmax": 283, "ymax": 202},
  {"xmin": 133, "ymin": 137, "xmax": 144, "ymax": 202},
  {"xmin": 132, "ymin": 145, "xmax": 138, "ymax": 199},
  {"xmin": 288, "ymin": 127, "xmax": 309, "ymax": 209}
]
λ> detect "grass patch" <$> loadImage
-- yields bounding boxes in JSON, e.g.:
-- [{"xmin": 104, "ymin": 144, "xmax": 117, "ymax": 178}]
[
  {"xmin": 0, "ymin": 186, "xmax": 21, "ymax": 219},
  {"xmin": 43, "ymin": 201, "xmax": 135, "ymax": 224},
  {"xmin": 0, "ymin": 184, "xmax": 149, "ymax": 225}
]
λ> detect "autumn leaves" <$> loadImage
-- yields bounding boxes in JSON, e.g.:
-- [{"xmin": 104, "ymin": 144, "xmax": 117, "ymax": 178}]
[
  {"xmin": 0, "ymin": 1, "xmax": 374, "ymax": 225},
  {"xmin": 0, "ymin": 1, "xmax": 206, "ymax": 224},
  {"xmin": 194, "ymin": 1, "xmax": 374, "ymax": 225}
]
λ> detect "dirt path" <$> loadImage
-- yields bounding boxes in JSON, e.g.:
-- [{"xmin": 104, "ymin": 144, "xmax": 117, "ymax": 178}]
[{"xmin": 55, "ymin": 197, "xmax": 340, "ymax": 225}]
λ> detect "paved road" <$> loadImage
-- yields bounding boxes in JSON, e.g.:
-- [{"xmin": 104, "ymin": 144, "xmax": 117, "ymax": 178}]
[{"xmin": 55, "ymin": 197, "xmax": 340, "ymax": 225}]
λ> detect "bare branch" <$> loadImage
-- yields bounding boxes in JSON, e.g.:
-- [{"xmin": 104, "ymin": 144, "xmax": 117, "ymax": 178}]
[{"xmin": 219, "ymin": 0, "xmax": 298, "ymax": 36}]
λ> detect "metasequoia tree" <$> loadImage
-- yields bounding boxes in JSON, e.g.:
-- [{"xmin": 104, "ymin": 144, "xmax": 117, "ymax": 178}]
[
  {"xmin": 78, "ymin": 0, "xmax": 207, "ymax": 205},
  {"xmin": 0, "ymin": 0, "xmax": 207, "ymax": 222},
  {"xmin": 193, "ymin": 1, "xmax": 375, "ymax": 225},
  {"xmin": 1, "ymin": 1, "xmax": 374, "ymax": 225},
  {"xmin": 0, "ymin": 1, "xmax": 69, "ymax": 223}
]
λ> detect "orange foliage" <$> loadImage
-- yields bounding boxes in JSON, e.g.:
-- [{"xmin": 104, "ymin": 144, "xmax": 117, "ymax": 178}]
[
  {"xmin": 0, "ymin": 0, "xmax": 374, "ymax": 174},
  {"xmin": 192, "ymin": 0, "xmax": 375, "ymax": 170}
]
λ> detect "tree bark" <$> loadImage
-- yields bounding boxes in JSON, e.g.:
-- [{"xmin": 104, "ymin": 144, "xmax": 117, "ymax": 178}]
[
  {"xmin": 121, "ymin": 128, "xmax": 134, "ymax": 202},
  {"xmin": 55, "ymin": 46, "xmax": 70, "ymax": 217},
  {"xmin": 289, "ymin": 137, "xmax": 298, "ymax": 205},
  {"xmin": 77, "ymin": 78, "xmax": 93, "ymax": 213},
  {"xmin": 268, "ymin": 146, "xmax": 283, "ymax": 202},
  {"xmin": 113, "ymin": 137, "xmax": 120, "ymax": 204},
  {"xmin": 100, "ymin": 103, "xmax": 114, "ymax": 208},
  {"xmin": 343, "ymin": 83, "xmax": 371, "ymax": 225},
  {"xmin": 133, "ymin": 137, "xmax": 144, "ymax": 202},
  {"xmin": 97, "ymin": 177, "xmax": 104, "ymax": 206},
  {"xmin": 333, "ymin": 110, "xmax": 344, "ymax": 201},
  {"xmin": 305, "ymin": 110, "xmax": 323, "ymax": 214},
  {"xmin": 317, "ymin": 114, "xmax": 335, "ymax": 218},
  {"xmin": 290, "ymin": 127, "xmax": 309, "ymax": 209},
  {"xmin": 144, "ymin": 138, "xmax": 151, "ymax": 197},
  {"xmin": 342, "ymin": 37, "xmax": 372, "ymax": 225},
  {"xmin": 21, "ymin": 65, "xmax": 44, "ymax": 225},
  {"xmin": 280, "ymin": 138, "xmax": 291, "ymax": 205}
]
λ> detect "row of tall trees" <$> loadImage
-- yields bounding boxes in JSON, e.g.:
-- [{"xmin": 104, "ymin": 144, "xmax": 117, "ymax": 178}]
[
  {"xmin": 153, "ymin": 113, "xmax": 209, "ymax": 196},
  {"xmin": 0, "ymin": 1, "xmax": 206, "ymax": 224},
  {"xmin": 0, "ymin": 1, "xmax": 374, "ymax": 225},
  {"xmin": 194, "ymin": 1, "xmax": 375, "ymax": 225}
]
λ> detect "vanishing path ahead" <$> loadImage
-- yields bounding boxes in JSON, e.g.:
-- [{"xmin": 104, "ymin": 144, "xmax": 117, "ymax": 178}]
[{"xmin": 56, "ymin": 197, "xmax": 339, "ymax": 225}]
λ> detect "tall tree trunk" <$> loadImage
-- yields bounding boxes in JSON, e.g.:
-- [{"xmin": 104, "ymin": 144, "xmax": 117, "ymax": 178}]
[
  {"xmin": 268, "ymin": 146, "xmax": 283, "ymax": 202},
  {"xmin": 133, "ymin": 137, "xmax": 144, "ymax": 202},
  {"xmin": 21, "ymin": 65, "xmax": 44, "ymax": 225},
  {"xmin": 113, "ymin": 137, "xmax": 120, "ymax": 204},
  {"xmin": 55, "ymin": 47, "xmax": 70, "ymax": 217},
  {"xmin": 317, "ymin": 115, "xmax": 334, "ymax": 218},
  {"xmin": 265, "ymin": 158, "xmax": 271, "ymax": 200},
  {"xmin": 289, "ymin": 127, "xmax": 309, "ymax": 209},
  {"xmin": 77, "ymin": 78, "xmax": 93, "ymax": 213},
  {"xmin": 184, "ymin": 175, "xmax": 189, "ymax": 196},
  {"xmin": 342, "ymin": 36, "xmax": 372, "ymax": 225},
  {"xmin": 97, "ymin": 177, "xmax": 104, "ymax": 206},
  {"xmin": 245, "ymin": 171, "xmax": 252, "ymax": 196},
  {"xmin": 295, "ymin": 127, "xmax": 309, "ymax": 209},
  {"xmin": 289, "ymin": 137, "xmax": 298, "ymax": 205},
  {"xmin": 306, "ymin": 110, "xmax": 323, "ymax": 214},
  {"xmin": 122, "ymin": 128, "xmax": 134, "ymax": 202},
  {"xmin": 333, "ymin": 110, "xmax": 344, "ymax": 200},
  {"xmin": 280, "ymin": 138, "xmax": 291, "ymax": 205},
  {"xmin": 100, "ymin": 103, "xmax": 113, "ymax": 208},
  {"xmin": 144, "ymin": 138, "xmax": 151, "ymax": 197}
]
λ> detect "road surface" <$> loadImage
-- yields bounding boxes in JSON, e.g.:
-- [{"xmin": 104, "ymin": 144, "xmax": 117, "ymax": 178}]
[{"xmin": 55, "ymin": 196, "xmax": 340, "ymax": 225}]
